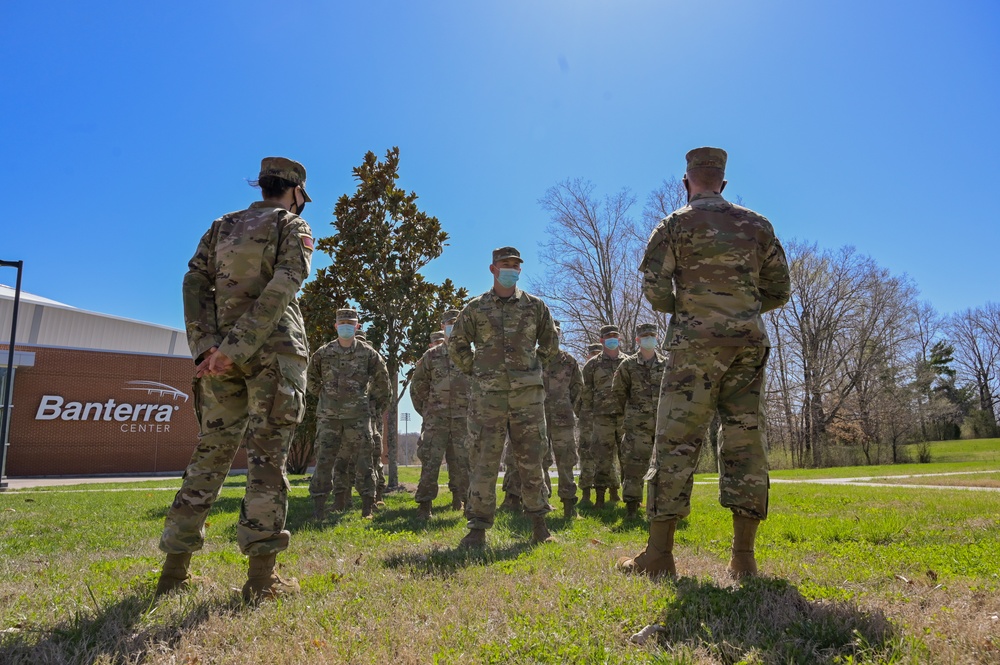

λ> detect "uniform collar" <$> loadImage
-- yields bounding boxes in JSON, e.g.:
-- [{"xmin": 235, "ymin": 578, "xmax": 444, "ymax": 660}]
[
  {"xmin": 689, "ymin": 192, "xmax": 726, "ymax": 204},
  {"xmin": 249, "ymin": 200, "xmax": 290, "ymax": 211},
  {"xmin": 637, "ymin": 350, "xmax": 663, "ymax": 366},
  {"xmin": 489, "ymin": 286, "xmax": 522, "ymax": 302}
]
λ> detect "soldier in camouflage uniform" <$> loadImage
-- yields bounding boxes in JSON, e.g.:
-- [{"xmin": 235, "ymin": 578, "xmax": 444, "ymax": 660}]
[
  {"xmin": 581, "ymin": 325, "xmax": 624, "ymax": 508},
  {"xmin": 308, "ymin": 309, "xmax": 391, "ymax": 520},
  {"xmin": 449, "ymin": 246, "xmax": 559, "ymax": 547},
  {"xmin": 612, "ymin": 323, "xmax": 666, "ymax": 519},
  {"xmin": 618, "ymin": 147, "xmax": 791, "ymax": 580},
  {"xmin": 355, "ymin": 330, "xmax": 388, "ymax": 508},
  {"xmin": 410, "ymin": 313, "xmax": 472, "ymax": 520},
  {"xmin": 156, "ymin": 157, "xmax": 313, "ymax": 602},
  {"xmin": 577, "ymin": 342, "xmax": 603, "ymax": 503}
]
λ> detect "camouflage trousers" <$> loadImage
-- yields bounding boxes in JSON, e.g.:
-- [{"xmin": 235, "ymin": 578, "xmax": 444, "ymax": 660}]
[
  {"xmin": 591, "ymin": 414, "xmax": 622, "ymax": 490},
  {"xmin": 500, "ymin": 438, "xmax": 553, "ymax": 498},
  {"xmin": 577, "ymin": 415, "xmax": 595, "ymax": 490},
  {"xmin": 371, "ymin": 418, "xmax": 386, "ymax": 494},
  {"xmin": 415, "ymin": 416, "xmax": 471, "ymax": 503},
  {"xmin": 309, "ymin": 417, "xmax": 377, "ymax": 499},
  {"xmin": 647, "ymin": 346, "xmax": 770, "ymax": 522},
  {"xmin": 466, "ymin": 386, "xmax": 551, "ymax": 530},
  {"xmin": 620, "ymin": 423, "xmax": 655, "ymax": 504},
  {"xmin": 545, "ymin": 410, "xmax": 578, "ymax": 500},
  {"xmin": 160, "ymin": 353, "xmax": 306, "ymax": 557}
]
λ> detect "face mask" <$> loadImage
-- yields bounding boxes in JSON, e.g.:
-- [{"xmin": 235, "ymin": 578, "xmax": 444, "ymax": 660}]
[
  {"xmin": 497, "ymin": 268, "xmax": 520, "ymax": 288},
  {"xmin": 293, "ymin": 188, "xmax": 307, "ymax": 215},
  {"xmin": 444, "ymin": 325, "xmax": 454, "ymax": 337},
  {"xmin": 337, "ymin": 324, "xmax": 356, "ymax": 339},
  {"xmin": 639, "ymin": 336, "xmax": 658, "ymax": 351},
  {"xmin": 604, "ymin": 338, "xmax": 619, "ymax": 351}
]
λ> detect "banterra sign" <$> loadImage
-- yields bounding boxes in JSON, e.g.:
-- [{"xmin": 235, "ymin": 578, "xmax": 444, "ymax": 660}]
[{"xmin": 34, "ymin": 381, "xmax": 190, "ymax": 434}]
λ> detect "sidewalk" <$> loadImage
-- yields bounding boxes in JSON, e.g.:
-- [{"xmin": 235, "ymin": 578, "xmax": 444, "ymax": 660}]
[{"xmin": 2, "ymin": 475, "xmax": 182, "ymax": 491}]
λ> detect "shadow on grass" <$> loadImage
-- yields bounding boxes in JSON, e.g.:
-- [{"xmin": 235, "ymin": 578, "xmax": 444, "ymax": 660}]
[
  {"xmin": 368, "ymin": 502, "xmax": 465, "ymax": 534},
  {"xmin": 651, "ymin": 576, "xmax": 902, "ymax": 663},
  {"xmin": 0, "ymin": 589, "xmax": 246, "ymax": 665},
  {"xmin": 381, "ymin": 539, "xmax": 536, "ymax": 578}
]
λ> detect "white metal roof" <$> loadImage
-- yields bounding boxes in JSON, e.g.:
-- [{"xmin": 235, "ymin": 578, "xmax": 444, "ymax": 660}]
[{"xmin": 0, "ymin": 284, "xmax": 188, "ymax": 357}]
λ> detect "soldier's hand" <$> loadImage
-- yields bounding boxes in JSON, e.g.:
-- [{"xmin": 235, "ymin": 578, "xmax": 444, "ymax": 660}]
[{"xmin": 195, "ymin": 347, "xmax": 235, "ymax": 377}]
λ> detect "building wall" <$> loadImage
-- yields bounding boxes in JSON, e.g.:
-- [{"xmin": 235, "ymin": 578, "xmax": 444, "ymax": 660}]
[{"xmin": 2, "ymin": 345, "xmax": 248, "ymax": 475}]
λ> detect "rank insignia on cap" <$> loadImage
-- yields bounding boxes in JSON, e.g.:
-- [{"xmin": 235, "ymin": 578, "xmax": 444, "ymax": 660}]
[{"xmin": 301, "ymin": 235, "xmax": 314, "ymax": 250}]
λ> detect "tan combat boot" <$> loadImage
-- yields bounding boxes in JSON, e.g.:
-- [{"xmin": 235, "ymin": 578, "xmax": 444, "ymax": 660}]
[
  {"xmin": 499, "ymin": 493, "xmax": 522, "ymax": 512},
  {"xmin": 727, "ymin": 514, "xmax": 760, "ymax": 580},
  {"xmin": 530, "ymin": 514, "xmax": 555, "ymax": 544},
  {"xmin": 562, "ymin": 498, "xmax": 578, "ymax": 519},
  {"xmin": 312, "ymin": 495, "xmax": 328, "ymax": 521},
  {"xmin": 332, "ymin": 490, "xmax": 348, "ymax": 512},
  {"xmin": 617, "ymin": 519, "xmax": 677, "ymax": 578},
  {"xmin": 416, "ymin": 501, "xmax": 432, "ymax": 521},
  {"xmin": 154, "ymin": 552, "xmax": 192, "ymax": 596},
  {"xmin": 361, "ymin": 496, "xmax": 375, "ymax": 519},
  {"xmin": 625, "ymin": 501, "xmax": 640, "ymax": 519},
  {"xmin": 595, "ymin": 488, "xmax": 606, "ymax": 509},
  {"xmin": 242, "ymin": 554, "xmax": 300, "ymax": 603},
  {"xmin": 609, "ymin": 487, "xmax": 621, "ymax": 503},
  {"xmin": 458, "ymin": 528, "xmax": 486, "ymax": 549},
  {"xmin": 375, "ymin": 487, "xmax": 386, "ymax": 508}
]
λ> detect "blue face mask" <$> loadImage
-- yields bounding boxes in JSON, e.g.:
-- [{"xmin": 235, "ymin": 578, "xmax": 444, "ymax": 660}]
[
  {"xmin": 604, "ymin": 338, "xmax": 619, "ymax": 351},
  {"xmin": 639, "ymin": 336, "xmax": 658, "ymax": 351},
  {"xmin": 497, "ymin": 268, "xmax": 520, "ymax": 288},
  {"xmin": 444, "ymin": 325, "xmax": 454, "ymax": 337},
  {"xmin": 337, "ymin": 324, "xmax": 357, "ymax": 339}
]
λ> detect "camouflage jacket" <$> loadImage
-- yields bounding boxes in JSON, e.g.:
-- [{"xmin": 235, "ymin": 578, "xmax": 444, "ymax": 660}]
[
  {"xmin": 612, "ymin": 350, "xmax": 666, "ymax": 432},
  {"xmin": 307, "ymin": 339, "xmax": 390, "ymax": 420},
  {"xmin": 448, "ymin": 287, "xmax": 559, "ymax": 393},
  {"xmin": 183, "ymin": 201, "xmax": 313, "ymax": 365},
  {"xmin": 543, "ymin": 349, "xmax": 583, "ymax": 425},
  {"xmin": 409, "ymin": 343, "xmax": 471, "ymax": 419},
  {"xmin": 640, "ymin": 192, "xmax": 790, "ymax": 348},
  {"xmin": 582, "ymin": 352, "xmax": 624, "ymax": 417}
]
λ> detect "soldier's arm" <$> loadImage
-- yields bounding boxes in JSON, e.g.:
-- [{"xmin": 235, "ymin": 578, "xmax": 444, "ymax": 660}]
[
  {"xmin": 570, "ymin": 362, "xmax": 584, "ymax": 417},
  {"xmin": 611, "ymin": 361, "xmax": 630, "ymax": 415},
  {"xmin": 535, "ymin": 302, "xmax": 559, "ymax": 367},
  {"xmin": 183, "ymin": 224, "xmax": 222, "ymax": 363},
  {"xmin": 581, "ymin": 360, "xmax": 595, "ymax": 414},
  {"xmin": 447, "ymin": 306, "xmax": 475, "ymax": 375},
  {"xmin": 640, "ymin": 222, "xmax": 677, "ymax": 314},
  {"xmin": 759, "ymin": 233, "xmax": 792, "ymax": 313},
  {"xmin": 409, "ymin": 355, "xmax": 430, "ymax": 417},
  {"xmin": 217, "ymin": 214, "xmax": 314, "ymax": 366},
  {"xmin": 370, "ymin": 350, "xmax": 392, "ymax": 415},
  {"xmin": 306, "ymin": 349, "xmax": 322, "ymax": 396}
]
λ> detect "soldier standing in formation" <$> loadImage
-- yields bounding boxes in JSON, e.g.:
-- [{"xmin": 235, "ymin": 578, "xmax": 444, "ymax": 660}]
[
  {"xmin": 449, "ymin": 247, "xmax": 559, "ymax": 547},
  {"xmin": 543, "ymin": 320, "xmax": 584, "ymax": 517},
  {"xmin": 581, "ymin": 325, "xmax": 624, "ymax": 508},
  {"xmin": 410, "ymin": 312, "xmax": 473, "ymax": 520},
  {"xmin": 577, "ymin": 342, "xmax": 603, "ymax": 503},
  {"xmin": 156, "ymin": 157, "xmax": 313, "ymax": 601},
  {"xmin": 356, "ymin": 330, "xmax": 388, "ymax": 508},
  {"xmin": 618, "ymin": 147, "xmax": 791, "ymax": 579},
  {"xmin": 612, "ymin": 323, "xmax": 666, "ymax": 519},
  {"xmin": 308, "ymin": 308, "xmax": 390, "ymax": 520}
]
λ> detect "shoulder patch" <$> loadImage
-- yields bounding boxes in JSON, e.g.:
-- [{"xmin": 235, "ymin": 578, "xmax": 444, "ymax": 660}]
[{"xmin": 300, "ymin": 234, "xmax": 314, "ymax": 250}]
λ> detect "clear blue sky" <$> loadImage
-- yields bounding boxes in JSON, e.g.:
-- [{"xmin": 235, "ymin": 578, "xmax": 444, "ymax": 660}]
[{"xmin": 3, "ymin": 1, "xmax": 999, "ymax": 426}]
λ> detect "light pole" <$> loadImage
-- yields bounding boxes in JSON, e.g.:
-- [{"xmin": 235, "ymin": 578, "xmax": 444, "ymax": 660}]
[
  {"xmin": 1, "ymin": 260, "xmax": 24, "ymax": 491},
  {"xmin": 400, "ymin": 412, "xmax": 410, "ymax": 436}
]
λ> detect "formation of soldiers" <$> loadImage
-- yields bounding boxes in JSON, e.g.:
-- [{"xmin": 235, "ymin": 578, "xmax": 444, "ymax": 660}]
[{"xmin": 154, "ymin": 146, "xmax": 791, "ymax": 602}]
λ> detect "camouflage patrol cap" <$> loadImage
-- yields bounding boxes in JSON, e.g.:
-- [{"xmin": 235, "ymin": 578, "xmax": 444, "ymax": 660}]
[
  {"xmin": 685, "ymin": 147, "xmax": 727, "ymax": 173},
  {"xmin": 491, "ymin": 246, "xmax": 523, "ymax": 264},
  {"xmin": 587, "ymin": 343, "xmax": 603, "ymax": 353},
  {"xmin": 599, "ymin": 324, "xmax": 620, "ymax": 337},
  {"xmin": 336, "ymin": 308, "xmax": 359, "ymax": 321},
  {"xmin": 441, "ymin": 309, "xmax": 461, "ymax": 323},
  {"xmin": 636, "ymin": 323, "xmax": 658, "ymax": 337},
  {"xmin": 259, "ymin": 156, "xmax": 312, "ymax": 202},
  {"xmin": 430, "ymin": 331, "xmax": 447, "ymax": 343}
]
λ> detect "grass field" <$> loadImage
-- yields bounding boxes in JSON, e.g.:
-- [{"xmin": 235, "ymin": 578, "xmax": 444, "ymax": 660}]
[{"xmin": 2, "ymin": 442, "xmax": 999, "ymax": 664}]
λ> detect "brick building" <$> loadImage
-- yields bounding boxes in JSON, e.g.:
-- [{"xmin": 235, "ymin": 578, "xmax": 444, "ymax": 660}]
[{"xmin": 1, "ymin": 284, "xmax": 244, "ymax": 476}]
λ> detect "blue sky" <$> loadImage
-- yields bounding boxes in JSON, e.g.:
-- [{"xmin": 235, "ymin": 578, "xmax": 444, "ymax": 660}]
[{"xmin": 3, "ymin": 1, "xmax": 999, "ymax": 425}]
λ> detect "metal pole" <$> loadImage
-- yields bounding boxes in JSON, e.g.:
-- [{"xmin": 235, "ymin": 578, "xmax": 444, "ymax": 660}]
[{"xmin": 0, "ymin": 259, "xmax": 23, "ymax": 491}]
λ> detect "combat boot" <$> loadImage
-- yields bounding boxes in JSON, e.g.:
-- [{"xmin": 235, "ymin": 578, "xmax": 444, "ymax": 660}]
[
  {"xmin": 332, "ymin": 490, "xmax": 348, "ymax": 512},
  {"xmin": 416, "ymin": 500, "xmax": 432, "ymax": 521},
  {"xmin": 581, "ymin": 488, "xmax": 592, "ymax": 505},
  {"xmin": 242, "ymin": 554, "xmax": 300, "ymax": 603},
  {"xmin": 727, "ymin": 514, "xmax": 760, "ymax": 580},
  {"xmin": 312, "ymin": 495, "xmax": 328, "ymax": 521},
  {"xmin": 375, "ymin": 487, "xmax": 386, "ymax": 508},
  {"xmin": 609, "ymin": 487, "xmax": 621, "ymax": 503},
  {"xmin": 451, "ymin": 494, "xmax": 464, "ymax": 511},
  {"xmin": 617, "ymin": 519, "xmax": 677, "ymax": 578},
  {"xmin": 499, "ymin": 493, "xmax": 522, "ymax": 512},
  {"xmin": 595, "ymin": 488, "xmax": 606, "ymax": 509},
  {"xmin": 154, "ymin": 553, "xmax": 191, "ymax": 596},
  {"xmin": 458, "ymin": 528, "xmax": 486, "ymax": 549},
  {"xmin": 625, "ymin": 501, "xmax": 640, "ymax": 519},
  {"xmin": 562, "ymin": 498, "xmax": 578, "ymax": 519},
  {"xmin": 530, "ymin": 514, "xmax": 555, "ymax": 544},
  {"xmin": 361, "ymin": 496, "xmax": 375, "ymax": 519}
]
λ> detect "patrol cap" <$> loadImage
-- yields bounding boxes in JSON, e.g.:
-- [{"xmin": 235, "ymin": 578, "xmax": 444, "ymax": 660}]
[
  {"xmin": 441, "ymin": 309, "xmax": 461, "ymax": 323},
  {"xmin": 430, "ymin": 331, "xmax": 447, "ymax": 343},
  {"xmin": 599, "ymin": 324, "xmax": 620, "ymax": 337},
  {"xmin": 336, "ymin": 308, "xmax": 359, "ymax": 321},
  {"xmin": 587, "ymin": 343, "xmax": 603, "ymax": 353},
  {"xmin": 685, "ymin": 147, "xmax": 727, "ymax": 173},
  {"xmin": 259, "ymin": 156, "xmax": 312, "ymax": 202},
  {"xmin": 636, "ymin": 323, "xmax": 658, "ymax": 337},
  {"xmin": 492, "ymin": 246, "xmax": 523, "ymax": 264}
]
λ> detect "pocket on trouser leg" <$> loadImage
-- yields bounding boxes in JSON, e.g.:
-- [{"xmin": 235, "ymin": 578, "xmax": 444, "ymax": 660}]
[{"xmin": 270, "ymin": 355, "xmax": 307, "ymax": 425}]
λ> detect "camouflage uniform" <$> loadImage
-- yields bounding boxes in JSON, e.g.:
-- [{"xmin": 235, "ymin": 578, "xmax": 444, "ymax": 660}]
[
  {"xmin": 612, "ymin": 327, "xmax": 666, "ymax": 508},
  {"xmin": 581, "ymin": 338, "xmax": 624, "ymax": 493},
  {"xmin": 307, "ymin": 325, "xmax": 391, "ymax": 502},
  {"xmin": 353, "ymin": 332, "xmax": 387, "ymax": 501},
  {"xmin": 543, "ymin": 348, "xmax": 583, "ymax": 503},
  {"xmin": 577, "ymin": 342, "xmax": 603, "ymax": 491},
  {"xmin": 449, "ymin": 273, "xmax": 559, "ymax": 532},
  {"xmin": 160, "ymin": 191, "xmax": 312, "ymax": 557},
  {"xmin": 410, "ymin": 325, "xmax": 472, "ymax": 506},
  {"xmin": 640, "ymin": 150, "xmax": 790, "ymax": 523}
]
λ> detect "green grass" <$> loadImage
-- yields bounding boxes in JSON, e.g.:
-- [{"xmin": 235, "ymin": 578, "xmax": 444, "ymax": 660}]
[{"xmin": 2, "ymin": 442, "xmax": 1000, "ymax": 663}]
